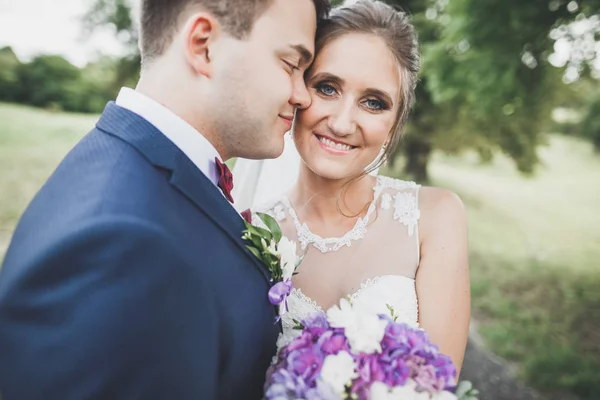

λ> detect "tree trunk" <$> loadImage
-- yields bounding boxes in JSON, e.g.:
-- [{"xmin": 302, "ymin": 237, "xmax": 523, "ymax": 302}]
[{"xmin": 403, "ymin": 136, "xmax": 432, "ymax": 183}]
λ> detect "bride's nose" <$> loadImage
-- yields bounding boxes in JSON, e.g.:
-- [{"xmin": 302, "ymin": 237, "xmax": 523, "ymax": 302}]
[{"xmin": 327, "ymin": 101, "xmax": 357, "ymax": 137}]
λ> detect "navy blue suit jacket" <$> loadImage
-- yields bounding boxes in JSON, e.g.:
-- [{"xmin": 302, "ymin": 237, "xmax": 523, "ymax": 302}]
[{"xmin": 0, "ymin": 103, "xmax": 280, "ymax": 400}]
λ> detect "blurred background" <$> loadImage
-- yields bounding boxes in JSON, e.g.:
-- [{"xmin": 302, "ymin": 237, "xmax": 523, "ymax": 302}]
[{"xmin": 0, "ymin": 0, "xmax": 599, "ymax": 399}]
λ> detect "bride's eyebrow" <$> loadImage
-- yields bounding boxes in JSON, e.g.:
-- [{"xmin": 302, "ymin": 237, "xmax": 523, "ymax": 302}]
[
  {"xmin": 364, "ymin": 88, "xmax": 394, "ymax": 106},
  {"xmin": 309, "ymin": 72, "xmax": 344, "ymax": 86}
]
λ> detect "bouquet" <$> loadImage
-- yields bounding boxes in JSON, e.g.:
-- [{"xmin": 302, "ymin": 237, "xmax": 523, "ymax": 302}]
[{"xmin": 265, "ymin": 299, "xmax": 478, "ymax": 400}]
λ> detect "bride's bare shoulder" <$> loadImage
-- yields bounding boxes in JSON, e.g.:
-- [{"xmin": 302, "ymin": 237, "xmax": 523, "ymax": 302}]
[{"xmin": 417, "ymin": 186, "xmax": 467, "ymax": 236}]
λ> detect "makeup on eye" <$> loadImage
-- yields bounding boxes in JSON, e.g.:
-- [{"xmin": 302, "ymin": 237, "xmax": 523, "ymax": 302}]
[{"xmin": 311, "ymin": 79, "xmax": 391, "ymax": 111}]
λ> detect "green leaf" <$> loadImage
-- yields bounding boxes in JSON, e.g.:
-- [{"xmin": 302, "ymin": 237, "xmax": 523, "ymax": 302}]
[
  {"xmin": 257, "ymin": 212, "xmax": 282, "ymax": 242},
  {"xmin": 245, "ymin": 245, "xmax": 263, "ymax": 261},
  {"xmin": 292, "ymin": 319, "xmax": 305, "ymax": 330},
  {"xmin": 245, "ymin": 223, "xmax": 273, "ymax": 243},
  {"xmin": 455, "ymin": 381, "xmax": 479, "ymax": 400}
]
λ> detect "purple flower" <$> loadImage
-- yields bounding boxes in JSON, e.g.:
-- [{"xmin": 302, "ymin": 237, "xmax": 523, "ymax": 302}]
[
  {"xmin": 265, "ymin": 310, "xmax": 467, "ymax": 399},
  {"xmin": 302, "ymin": 312, "xmax": 330, "ymax": 330},
  {"xmin": 304, "ymin": 379, "xmax": 340, "ymax": 400},
  {"xmin": 287, "ymin": 347, "xmax": 324, "ymax": 384},
  {"xmin": 318, "ymin": 330, "xmax": 349, "ymax": 355},
  {"xmin": 264, "ymin": 368, "xmax": 309, "ymax": 399}
]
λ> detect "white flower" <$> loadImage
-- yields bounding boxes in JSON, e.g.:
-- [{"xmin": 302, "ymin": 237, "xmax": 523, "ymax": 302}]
[
  {"xmin": 327, "ymin": 299, "xmax": 388, "ymax": 354},
  {"xmin": 320, "ymin": 351, "xmax": 357, "ymax": 396},
  {"xmin": 267, "ymin": 239, "xmax": 278, "ymax": 256},
  {"xmin": 370, "ymin": 382, "xmax": 394, "ymax": 400},
  {"xmin": 370, "ymin": 380, "xmax": 434, "ymax": 400},
  {"xmin": 326, "ymin": 298, "xmax": 357, "ymax": 330},
  {"xmin": 261, "ymin": 238, "xmax": 270, "ymax": 252},
  {"xmin": 278, "ymin": 237, "xmax": 298, "ymax": 280}
]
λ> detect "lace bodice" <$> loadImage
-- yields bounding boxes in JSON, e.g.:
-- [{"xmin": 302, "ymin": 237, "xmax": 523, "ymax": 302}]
[
  {"xmin": 277, "ymin": 275, "xmax": 419, "ymax": 350},
  {"xmin": 255, "ymin": 176, "xmax": 422, "ymax": 352}
]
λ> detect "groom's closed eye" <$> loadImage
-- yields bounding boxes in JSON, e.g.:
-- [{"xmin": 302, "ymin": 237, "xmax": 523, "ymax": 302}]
[{"xmin": 287, "ymin": 44, "xmax": 314, "ymax": 69}]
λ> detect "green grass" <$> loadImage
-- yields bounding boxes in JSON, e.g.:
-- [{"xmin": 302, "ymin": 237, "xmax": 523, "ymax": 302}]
[
  {"xmin": 386, "ymin": 136, "xmax": 600, "ymax": 399},
  {"xmin": 0, "ymin": 103, "xmax": 96, "ymax": 257},
  {"xmin": 1, "ymin": 102, "xmax": 599, "ymax": 398}
]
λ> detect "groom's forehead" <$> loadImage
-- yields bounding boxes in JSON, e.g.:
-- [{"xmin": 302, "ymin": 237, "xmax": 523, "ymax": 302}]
[{"xmin": 251, "ymin": 0, "xmax": 317, "ymax": 55}]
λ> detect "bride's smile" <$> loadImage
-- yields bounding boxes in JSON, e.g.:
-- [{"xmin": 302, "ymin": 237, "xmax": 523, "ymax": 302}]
[{"xmin": 314, "ymin": 132, "xmax": 357, "ymax": 154}]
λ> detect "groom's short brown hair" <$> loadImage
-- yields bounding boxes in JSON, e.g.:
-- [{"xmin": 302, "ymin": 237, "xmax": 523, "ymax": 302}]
[{"xmin": 140, "ymin": 0, "xmax": 330, "ymax": 64}]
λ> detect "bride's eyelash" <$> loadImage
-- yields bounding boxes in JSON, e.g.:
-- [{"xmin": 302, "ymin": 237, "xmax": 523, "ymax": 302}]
[
  {"xmin": 313, "ymin": 82, "xmax": 337, "ymax": 96},
  {"xmin": 364, "ymin": 98, "xmax": 391, "ymax": 111},
  {"xmin": 314, "ymin": 82, "xmax": 390, "ymax": 111}
]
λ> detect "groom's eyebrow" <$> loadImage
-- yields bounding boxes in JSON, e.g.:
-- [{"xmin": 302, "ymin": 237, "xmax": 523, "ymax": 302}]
[{"xmin": 290, "ymin": 44, "xmax": 314, "ymax": 67}]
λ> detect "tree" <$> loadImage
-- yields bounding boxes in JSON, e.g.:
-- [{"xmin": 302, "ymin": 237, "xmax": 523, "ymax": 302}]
[
  {"xmin": 0, "ymin": 47, "xmax": 22, "ymax": 102},
  {"xmin": 580, "ymin": 89, "xmax": 600, "ymax": 151},
  {"xmin": 82, "ymin": 0, "xmax": 140, "ymax": 94},
  {"xmin": 16, "ymin": 55, "xmax": 84, "ymax": 111}
]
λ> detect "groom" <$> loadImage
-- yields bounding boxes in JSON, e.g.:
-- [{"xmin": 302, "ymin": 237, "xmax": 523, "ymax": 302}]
[{"xmin": 0, "ymin": 0, "xmax": 329, "ymax": 399}]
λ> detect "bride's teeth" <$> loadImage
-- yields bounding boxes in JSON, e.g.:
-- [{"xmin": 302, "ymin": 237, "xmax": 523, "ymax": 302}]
[{"xmin": 319, "ymin": 136, "xmax": 351, "ymax": 151}]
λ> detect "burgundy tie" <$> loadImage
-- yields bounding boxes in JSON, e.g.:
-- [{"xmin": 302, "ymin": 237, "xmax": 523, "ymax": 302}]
[{"xmin": 215, "ymin": 157, "xmax": 234, "ymax": 203}]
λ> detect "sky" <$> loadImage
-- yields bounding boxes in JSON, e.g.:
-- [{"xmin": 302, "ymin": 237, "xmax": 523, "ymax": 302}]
[{"xmin": 0, "ymin": 0, "xmax": 137, "ymax": 67}]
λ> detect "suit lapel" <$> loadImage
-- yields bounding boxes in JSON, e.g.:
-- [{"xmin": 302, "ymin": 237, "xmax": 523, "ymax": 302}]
[{"xmin": 96, "ymin": 102, "xmax": 272, "ymax": 283}]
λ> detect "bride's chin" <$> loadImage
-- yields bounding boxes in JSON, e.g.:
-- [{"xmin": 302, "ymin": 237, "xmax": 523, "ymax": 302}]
[{"xmin": 305, "ymin": 161, "xmax": 356, "ymax": 182}]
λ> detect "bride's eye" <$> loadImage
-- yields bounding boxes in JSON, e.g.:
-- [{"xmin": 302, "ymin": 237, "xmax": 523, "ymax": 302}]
[
  {"xmin": 314, "ymin": 83, "xmax": 337, "ymax": 97},
  {"xmin": 363, "ymin": 98, "xmax": 388, "ymax": 111}
]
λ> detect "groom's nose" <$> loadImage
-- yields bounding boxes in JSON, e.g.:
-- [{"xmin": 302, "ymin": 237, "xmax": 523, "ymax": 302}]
[{"xmin": 290, "ymin": 76, "xmax": 311, "ymax": 110}]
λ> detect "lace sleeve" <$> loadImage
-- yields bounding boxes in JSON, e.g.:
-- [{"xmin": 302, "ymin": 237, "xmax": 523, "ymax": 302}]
[{"xmin": 251, "ymin": 199, "xmax": 288, "ymax": 228}]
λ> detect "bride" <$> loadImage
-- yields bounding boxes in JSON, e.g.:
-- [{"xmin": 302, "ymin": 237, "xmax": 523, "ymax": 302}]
[{"xmin": 233, "ymin": 0, "xmax": 470, "ymax": 376}]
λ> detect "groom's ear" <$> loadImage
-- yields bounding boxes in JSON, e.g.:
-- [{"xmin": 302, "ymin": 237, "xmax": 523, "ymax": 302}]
[{"xmin": 182, "ymin": 13, "xmax": 220, "ymax": 78}]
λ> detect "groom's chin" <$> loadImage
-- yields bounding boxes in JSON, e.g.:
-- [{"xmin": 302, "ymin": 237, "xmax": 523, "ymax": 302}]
[{"xmin": 261, "ymin": 137, "xmax": 287, "ymax": 160}]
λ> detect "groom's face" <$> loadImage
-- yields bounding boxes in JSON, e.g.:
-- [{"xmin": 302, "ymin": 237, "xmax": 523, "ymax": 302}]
[{"xmin": 207, "ymin": 0, "xmax": 317, "ymax": 160}]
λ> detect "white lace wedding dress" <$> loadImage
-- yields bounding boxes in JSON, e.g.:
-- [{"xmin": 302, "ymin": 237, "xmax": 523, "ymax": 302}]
[{"xmin": 255, "ymin": 176, "xmax": 422, "ymax": 352}]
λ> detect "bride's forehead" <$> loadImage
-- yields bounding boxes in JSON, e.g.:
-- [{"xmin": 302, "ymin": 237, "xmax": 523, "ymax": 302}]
[{"xmin": 312, "ymin": 34, "xmax": 401, "ymax": 92}]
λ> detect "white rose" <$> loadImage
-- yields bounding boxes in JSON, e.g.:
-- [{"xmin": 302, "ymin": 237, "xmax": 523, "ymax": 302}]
[
  {"xmin": 327, "ymin": 298, "xmax": 358, "ymax": 331},
  {"xmin": 344, "ymin": 312, "xmax": 387, "ymax": 354},
  {"xmin": 277, "ymin": 237, "xmax": 298, "ymax": 280},
  {"xmin": 326, "ymin": 299, "xmax": 388, "ymax": 354},
  {"xmin": 320, "ymin": 351, "xmax": 357, "ymax": 396}
]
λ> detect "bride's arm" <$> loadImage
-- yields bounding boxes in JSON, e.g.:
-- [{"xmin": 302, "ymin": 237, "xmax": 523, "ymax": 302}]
[{"xmin": 415, "ymin": 187, "xmax": 471, "ymax": 377}]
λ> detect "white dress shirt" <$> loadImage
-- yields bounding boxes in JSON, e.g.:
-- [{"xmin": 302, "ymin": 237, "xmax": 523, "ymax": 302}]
[{"xmin": 115, "ymin": 87, "xmax": 222, "ymax": 187}]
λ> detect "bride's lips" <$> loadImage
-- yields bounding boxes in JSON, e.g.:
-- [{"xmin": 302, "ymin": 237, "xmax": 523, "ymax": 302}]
[
  {"xmin": 279, "ymin": 114, "xmax": 294, "ymax": 129},
  {"xmin": 314, "ymin": 133, "xmax": 357, "ymax": 155}
]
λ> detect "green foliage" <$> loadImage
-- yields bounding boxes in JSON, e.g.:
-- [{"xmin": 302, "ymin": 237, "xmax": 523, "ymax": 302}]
[
  {"xmin": 383, "ymin": 0, "xmax": 600, "ymax": 180},
  {"xmin": 0, "ymin": 47, "xmax": 21, "ymax": 102},
  {"xmin": 83, "ymin": 0, "xmax": 140, "ymax": 93},
  {"xmin": 242, "ymin": 212, "xmax": 285, "ymax": 280},
  {"xmin": 9, "ymin": 54, "xmax": 122, "ymax": 113},
  {"xmin": 580, "ymin": 89, "xmax": 600, "ymax": 151},
  {"xmin": 15, "ymin": 55, "xmax": 83, "ymax": 111}
]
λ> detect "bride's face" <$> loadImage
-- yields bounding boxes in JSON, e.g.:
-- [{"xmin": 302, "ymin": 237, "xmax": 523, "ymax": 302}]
[{"xmin": 292, "ymin": 32, "xmax": 401, "ymax": 181}]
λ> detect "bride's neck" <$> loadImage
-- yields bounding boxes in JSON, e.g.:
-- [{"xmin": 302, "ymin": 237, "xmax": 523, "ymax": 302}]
[{"xmin": 289, "ymin": 164, "xmax": 376, "ymax": 222}]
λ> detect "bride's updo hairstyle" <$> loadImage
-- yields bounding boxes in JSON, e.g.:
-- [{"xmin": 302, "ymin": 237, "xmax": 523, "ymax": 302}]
[{"xmin": 314, "ymin": 0, "xmax": 420, "ymax": 175}]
